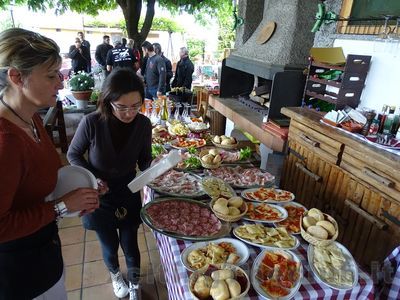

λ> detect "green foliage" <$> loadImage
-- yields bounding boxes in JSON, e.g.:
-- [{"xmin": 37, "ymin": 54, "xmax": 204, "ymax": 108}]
[
  {"xmin": 69, "ymin": 71, "xmax": 95, "ymax": 91},
  {"xmin": 216, "ymin": 1, "xmax": 236, "ymax": 58},
  {"xmin": 0, "ymin": 0, "xmax": 233, "ymax": 55},
  {"xmin": 86, "ymin": 16, "xmax": 184, "ymax": 33},
  {"xmin": 89, "ymin": 89, "xmax": 101, "ymax": 102},
  {"xmin": 187, "ymin": 38, "xmax": 205, "ymax": 59}
]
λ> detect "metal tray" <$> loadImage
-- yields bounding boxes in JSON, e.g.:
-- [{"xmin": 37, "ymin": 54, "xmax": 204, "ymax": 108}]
[
  {"xmin": 147, "ymin": 172, "xmax": 206, "ymax": 198},
  {"xmin": 140, "ymin": 198, "xmax": 231, "ymax": 242}
]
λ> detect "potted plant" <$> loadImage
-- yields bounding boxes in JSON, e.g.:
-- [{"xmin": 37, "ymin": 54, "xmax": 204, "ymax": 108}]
[{"xmin": 69, "ymin": 71, "xmax": 95, "ymax": 108}]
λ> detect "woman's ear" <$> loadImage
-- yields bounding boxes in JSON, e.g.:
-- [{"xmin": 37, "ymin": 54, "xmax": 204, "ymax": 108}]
[{"xmin": 7, "ymin": 68, "xmax": 24, "ymax": 88}]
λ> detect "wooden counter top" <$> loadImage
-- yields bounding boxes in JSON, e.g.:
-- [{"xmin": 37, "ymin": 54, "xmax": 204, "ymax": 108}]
[
  {"xmin": 208, "ymin": 95, "xmax": 286, "ymax": 152},
  {"xmin": 281, "ymin": 107, "xmax": 400, "ymax": 163}
]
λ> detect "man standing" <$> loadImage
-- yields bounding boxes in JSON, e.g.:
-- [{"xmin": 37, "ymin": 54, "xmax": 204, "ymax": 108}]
[
  {"xmin": 153, "ymin": 43, "xmax": 173, "ymax": 93},
  {"xmin": 172, "ymin": 47, "xmax": 194, "ymax": 90},
  {"xmin": 141, "ymin": 41, "xmax": 166, "ymax": 99},
  {"xmin": 69, "ymin": 38, "xmax": 91, "ymax": 74},
  {"xmin": 95, "ymin": 35, "xmax": 113, "ymax": 77},
  {"xmin": 77, "ymin": 31, "xmax": 91, "ymax": 73},
  {"xmin": 106, "ymin": 40, "xmax": 137, "ymax": 73}
]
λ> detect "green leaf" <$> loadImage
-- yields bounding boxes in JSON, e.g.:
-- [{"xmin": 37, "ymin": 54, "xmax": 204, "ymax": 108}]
[{"xmin": 239, "ymin": 147, "xmax": 252, "ymax": 160}]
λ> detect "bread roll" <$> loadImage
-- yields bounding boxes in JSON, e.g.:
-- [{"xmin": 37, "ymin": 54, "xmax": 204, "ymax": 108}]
[
  {"xmin": 193, "ymin": 275, "xmax": 213, "ymax": 299},
  {"xmin": 228, "ymin": 197, "xmax": 243, "ymax": 208},
  {"xmin": 229, "ymin": 137, "xmax": 237, "ymax": 144},
  {"xmin": 215, "ymin": 198, "xmax": 228, "ymax": 207},
  {"xmin": 221, "ymin": 135, "xmax": 227, "ymax": 140},
  {"xmin": 213, "ymin": 154, "xmax": 222, "ymax": 164},
  {"xmin": 302, "ymin": 216, "xmax": 317, "ymax": 229},
  {"xmin": 221, "ymin": 139, "xmax": 230, "ymax": 145},
  {"xmin": 228, "ymin": 207, "xmax": 241, "ymax": 216},
  {"xmin": 225, "ymin": 278, "xmax": 241, "ymax": 297},
  {"xmin": 210, "ymin": 280, "xmax": 230, "ymax": 300},
  {"xmin": 307, "ymin": 225, "xmax": 328, "ymax": 239},
  {"xmin": 316, "ymin": 220, "xmax": 336, "ymax": 236},
  {"xmin": 308, "ymin": 208, "xmax": 324, "ymax": 222},
  {"xmin": 209, "ymin": 149, "xmax": 219, "ymax": 156},
  {"xmin": 214, "ymin": 136, "xmax": 221, "ymax": 144},
  {"xmin": 213, "ymin": 203, "xmax": 229, "ymax": 215},
  {"xmin": 202, "ymin": 154, "xmax": 214, "ymax": 164},
  {"xmin": 211, "ymin": 269, "xmax": 234, "ymax": 281}
]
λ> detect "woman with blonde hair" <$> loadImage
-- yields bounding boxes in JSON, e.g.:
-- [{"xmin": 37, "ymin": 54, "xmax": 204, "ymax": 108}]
[
  {"xmin": 68, "ymin": 68, "xmax": 152, "ymax": 300},
  {"xmin": 0, "ymin": 28, "xmax": 99, "ymax": 299}
]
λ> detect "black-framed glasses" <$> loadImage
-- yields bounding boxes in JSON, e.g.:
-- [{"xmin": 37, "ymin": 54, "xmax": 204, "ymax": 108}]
[{"xmin": 110, "ymin": 102, "xmax": 141, "ymax": 113}]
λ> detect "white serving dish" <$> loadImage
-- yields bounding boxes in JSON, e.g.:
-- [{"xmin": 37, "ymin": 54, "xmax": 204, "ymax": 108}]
[
  {"xmin": 180, "ymin": 238, "xmax": 250, "ymax": 272},
  {"xmin": 243, "ymin": 203, "xmax": 288, "ymax": 223},
  {"xmin": 307, "ymin": 241, "xmax": 359, "ymax": 291},
  {"xmin": 241, "ymin": 188, "xmax": 295, "ymax": 204},
  {"xmin": 45, "ymin": 165, "xmax": 98, "ymax": 217},
  {"xmin": 251, "ymin": 249, "xmax": 303, "ymax": 300},
  {"xmin": 232, "ymin": 226, "xmax": 300, "ymax": 250}
]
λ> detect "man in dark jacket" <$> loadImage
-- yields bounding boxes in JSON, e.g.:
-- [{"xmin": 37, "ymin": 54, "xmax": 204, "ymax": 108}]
[
  {"xmin": 69, "ymin": 38, "xmax": 91, "ymax": 74},
  {"xmin": 153, "ymin": 43, "xmax": 173, "ymax": 93},
  {"xmin": 171, "ymin": 47, "xmax": 194, "ymax": 90},
  {"xmin": 77, "ymin": 31, "xmax": 91, "ymax": 73},
  {"xmin": 106, "ymin": 40, "xmax": 137, "ymax": 73},
  {"xmin": 95, "ymin": 35, "xmax": 113, "ymax": 76},
  {"xmin": 142, "ymin": 41, "xmax": 166, "ymax": 99}
]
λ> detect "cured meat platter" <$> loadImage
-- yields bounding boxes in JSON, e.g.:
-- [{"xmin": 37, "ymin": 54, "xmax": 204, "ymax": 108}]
[
  {"xmin": 204, "ymin": 166, "xmax": 275, "ymax": 189},
  {"xmin": 140, "ymin": 198, "xmax": 231, "ymax": 241},
  {"xmin": 147, "ymin": 170, "xmax": 205, "ymax": 198}
]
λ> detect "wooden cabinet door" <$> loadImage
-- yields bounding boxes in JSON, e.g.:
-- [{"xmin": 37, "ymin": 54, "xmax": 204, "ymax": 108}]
[
  {"xmin": 325, "ymin": 168, "xmax": 400, "ymax": 269},
  {"xmin": 282, "ymin": 147, "xmax": 400, "ymax": 269},
  {"xmin": 281, "ymin": 139, "xmax": 334, "ymax": 211}
]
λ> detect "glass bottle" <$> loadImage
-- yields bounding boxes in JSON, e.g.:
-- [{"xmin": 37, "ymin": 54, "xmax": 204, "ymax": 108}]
[
  {"xmin": 361, "ymin": 110, "xmax": 376, "ymax": 136},
  {"xmin": 160, "ymin": 97, "xmax": 168, "ymax": 125},
  {"xmin": 383, "ymin": 106, "xmax": 395, "ymax": 134}
]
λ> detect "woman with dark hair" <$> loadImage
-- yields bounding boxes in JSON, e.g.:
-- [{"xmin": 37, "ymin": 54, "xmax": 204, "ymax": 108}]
[{"xmin": 67, "ymin": 68, "xmax": 152, "ymax": 300}]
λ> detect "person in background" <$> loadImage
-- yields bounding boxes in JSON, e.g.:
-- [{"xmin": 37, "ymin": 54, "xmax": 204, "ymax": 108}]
[
  {"xmin": 0, "ymin": 28, "xmax": 99, "ymax": 300},
  {"xmin": 67, "ymin": 68, "xmax": 152, "ymax": 300},
  {"xmin": 122, "ymin": 38, "xmax": 127, "ymax": 47},
  {"xmin": 95, "ymin": 35, "xmax": 113, "ymax": 77},
  {"xmin": 127, "ymin": 39, "xmax": 141, "ymax": 71},
  {"xmin": 171, "ymin": 46, "xmax": 194, "ymax": 90},
  {"xmin": 153, "ymin": 43, "xmax": 173, "ymax": 93},
  {"xmin": 106, "ymin": 40, "xmax": 138, "ymax": 73},
  {"xmin": 77, "ymin": 31, "xmax": 91, "ymax": 73},
  {"xmin": 69, "ymin": 37, "xmax": 91, "ymax": 74},
  {"xmin": 141, "ymin": 41, "xmax": 166, "ymax": 99}
]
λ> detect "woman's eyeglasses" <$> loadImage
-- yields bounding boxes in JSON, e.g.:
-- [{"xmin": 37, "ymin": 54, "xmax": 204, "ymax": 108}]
[{"xmin": 110, "ymin": 102, "xmax": 141, "ymax": 113}]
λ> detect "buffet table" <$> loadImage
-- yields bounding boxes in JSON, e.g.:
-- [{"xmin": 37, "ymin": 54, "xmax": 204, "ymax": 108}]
[{"xmin": 143, "ymin": 187, "xmax": 375, "ymax": 300}]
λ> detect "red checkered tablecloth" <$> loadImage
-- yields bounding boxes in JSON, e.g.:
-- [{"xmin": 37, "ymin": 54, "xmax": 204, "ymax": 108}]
[{"xmin": 143, "ymin": 187, "xmax": 375, "ymax": 300}]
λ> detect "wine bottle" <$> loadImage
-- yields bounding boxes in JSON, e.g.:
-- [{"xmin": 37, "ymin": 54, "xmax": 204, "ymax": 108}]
[{"xmin": 160, "ymin": 97, "xmax": 168, "ymax": 125}]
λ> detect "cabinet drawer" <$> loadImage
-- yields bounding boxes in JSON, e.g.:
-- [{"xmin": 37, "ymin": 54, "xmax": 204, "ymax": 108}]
[
  {"xmin": 341, "ymin": 146, "xmax": 400, "ymax": 202},
  {"xmin": 289, "ymin": 120, "xmax": 344, "ymax": 165}
]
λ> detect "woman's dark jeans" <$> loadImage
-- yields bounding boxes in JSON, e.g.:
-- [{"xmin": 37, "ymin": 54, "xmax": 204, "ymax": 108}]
[{"xmin": 96, "ymin": 224, "xmax": 141, "ymax": 284}]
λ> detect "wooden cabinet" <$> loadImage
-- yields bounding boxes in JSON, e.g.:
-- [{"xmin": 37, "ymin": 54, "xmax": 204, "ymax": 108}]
[{"xmin": 281, "ymin": 107, "xmax": 400, "ymax": 270}]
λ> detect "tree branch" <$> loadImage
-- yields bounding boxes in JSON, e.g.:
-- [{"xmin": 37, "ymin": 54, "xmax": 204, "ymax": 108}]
[{"xmin": 140, "ymin": 0, "xmax": 155, "ymax": 39}]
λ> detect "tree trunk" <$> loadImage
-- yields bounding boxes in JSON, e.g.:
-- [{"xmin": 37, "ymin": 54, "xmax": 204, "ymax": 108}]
[{"xmin": 117, "ymin": 0, "xmax": 155, "ymax": 50}]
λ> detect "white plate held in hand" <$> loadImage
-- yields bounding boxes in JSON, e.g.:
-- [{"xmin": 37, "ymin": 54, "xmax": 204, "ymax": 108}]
[{"xmin": 45, "ymin": 165, "xmax": 98, "ymax": 217}]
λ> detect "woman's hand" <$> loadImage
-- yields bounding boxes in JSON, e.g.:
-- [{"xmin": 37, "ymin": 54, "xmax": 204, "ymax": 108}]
[
  {"xmin": 97, "ymin": 179, "xmax": 109, "ymax": 195},
  {"xmin": 59, "ymin": 188, "xmax": 99, "ymax": 213}
]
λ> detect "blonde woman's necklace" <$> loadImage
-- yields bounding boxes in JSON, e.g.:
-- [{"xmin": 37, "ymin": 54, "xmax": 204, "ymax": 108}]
[{"xmin": 0, "ymin": 98, "xmax": 40, "ymax": 143}]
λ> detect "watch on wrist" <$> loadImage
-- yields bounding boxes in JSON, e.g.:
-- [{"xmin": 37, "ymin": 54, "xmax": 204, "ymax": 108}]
[{"xmin": 54, "ymin": 201, "xmax": 68, "ymax": 221}]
